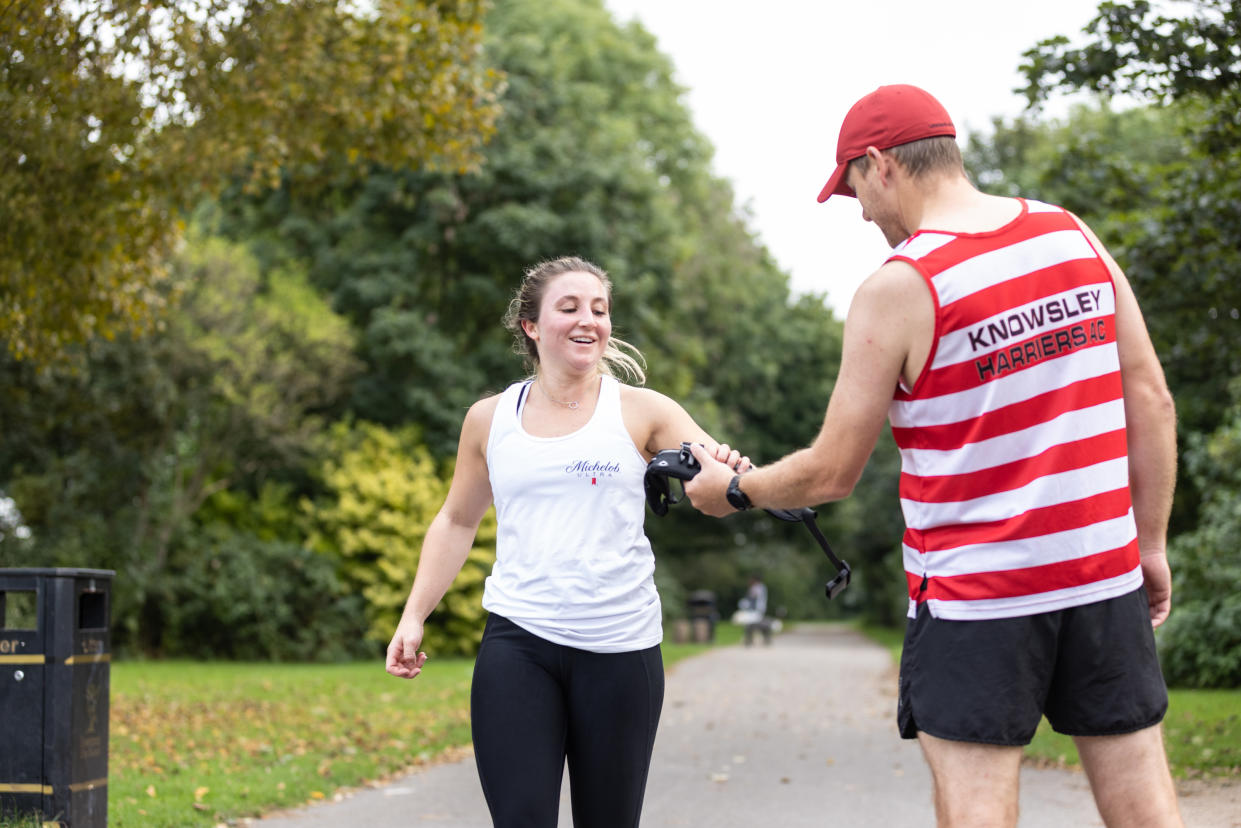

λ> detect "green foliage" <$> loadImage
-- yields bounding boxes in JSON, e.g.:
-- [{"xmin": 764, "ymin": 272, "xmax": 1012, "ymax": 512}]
[
  {"xmin": 158, "ymin": 526, "xmax": 370, "ymax": 661},
  {"xmin": 169, "ymin": 224, "xmax": 362, "ymax": 471},
  {"xmin": 962, "ymin": 97, "xmax": 1240, "ymax": 438},
  {"xmin": 1019, "ymin": 0, "xmax": 1241, "ymax": 107},
  {"xmin": 0, "ymin": 814, "xmax": 42, "ymax": 828},
  {"xmin": 0, "ymin": 230, "xmax": 362, "ymax": 654},
  {"xmin": 302, "ymin": 421, "xmax": 497, "ymax": 655},
  {"xmin": 963, "ymin": 102, "xmax": 1193, "ymax": 216},
  {"xmin": 1, "ymin": 0, "xmax": 501, "ymax": 363},
  {"xmin": 217, "ymin": 0, "xmax": 840, "ymax": 459},
  {"xmin": 1159, "ymin": 391, "xmax": 1241, "ymax": 688}
]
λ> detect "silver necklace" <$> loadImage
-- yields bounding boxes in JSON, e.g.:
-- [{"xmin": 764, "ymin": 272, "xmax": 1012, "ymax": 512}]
[{"xmin": 537, "ymin": 378, "xmax": 581, "ymax": 409}]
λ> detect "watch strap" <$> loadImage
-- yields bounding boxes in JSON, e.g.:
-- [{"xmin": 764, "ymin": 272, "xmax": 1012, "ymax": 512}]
[{"xmin": 726, "ymin": 474, "xmax": 752, "ymax": 511}]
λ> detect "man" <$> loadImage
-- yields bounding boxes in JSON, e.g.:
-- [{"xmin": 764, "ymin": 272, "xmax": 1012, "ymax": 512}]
[{"xmin": 684, "ymin": 84, "xmax": 1181, "ymax": 827}]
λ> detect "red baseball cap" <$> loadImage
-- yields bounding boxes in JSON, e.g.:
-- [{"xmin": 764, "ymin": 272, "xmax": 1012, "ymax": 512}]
[{"xmin": 817, "ymin": 85, "xmax": 956, "ymax": 202}]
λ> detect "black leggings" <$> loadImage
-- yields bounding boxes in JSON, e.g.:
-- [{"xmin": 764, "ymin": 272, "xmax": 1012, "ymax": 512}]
[{"xmin": 470, "ymin": 614, "xmax": 664, "ymax": 828}]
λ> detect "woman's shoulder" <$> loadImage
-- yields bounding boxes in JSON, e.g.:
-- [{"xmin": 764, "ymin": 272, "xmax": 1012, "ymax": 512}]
[
  {"xmin": 616, "ymin": 381, "xmax": 669, "ymax": 403},
  {"xmin": 468, "ymin": 391, "xmax": 503, "ymax": 416},
  {"xmin": 461, "ymin": 388, "xmax": 511, "ymax": 435},
  {"xmin": 618, "ymin": 382, "xmax": 690, "ymax": 433}
]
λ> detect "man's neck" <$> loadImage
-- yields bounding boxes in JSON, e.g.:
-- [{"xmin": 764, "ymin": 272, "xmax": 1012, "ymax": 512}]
[{"xmin": 916, "ymin": 176, "xmax": 1021, "ymax": 236}]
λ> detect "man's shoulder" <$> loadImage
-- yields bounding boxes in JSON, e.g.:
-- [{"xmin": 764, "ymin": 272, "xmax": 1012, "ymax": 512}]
[{"xmin": 855, "ymin": 259, "xmax": 928, "ymax": 303}]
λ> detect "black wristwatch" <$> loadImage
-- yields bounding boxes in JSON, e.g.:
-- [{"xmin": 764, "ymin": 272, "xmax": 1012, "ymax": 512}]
[{"xmin": 726, "ymin": 474, "xmax": 752, "ymax": 511}]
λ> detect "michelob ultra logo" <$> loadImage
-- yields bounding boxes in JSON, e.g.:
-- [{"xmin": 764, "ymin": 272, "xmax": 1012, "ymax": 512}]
[{"xmin": 565, "ymin": 459, "xmax": 621, "ymax": 485}]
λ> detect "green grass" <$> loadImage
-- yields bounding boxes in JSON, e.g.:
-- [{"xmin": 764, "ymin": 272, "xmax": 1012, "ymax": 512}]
[
  {"xmin": 0, "ymin": 815, "xmax": 42, "ymax": 828},
  {"xmin": 662, "ymin": 618, "xmax": 744, "ymax": 664},
  {"xmin": 41, "ymin": 622, "xmax": 739, "ymax": 827},
  {"xmin": 106, "ymin": 659, "xmax": 474, "ymax": 826},
  {"xmin": 1025, "ymin": 689, "xmax": 1241, "ymax": 777},
  {"xmin": 857, "ymin": 623, "xmax": 1241, "ymax": 779}
]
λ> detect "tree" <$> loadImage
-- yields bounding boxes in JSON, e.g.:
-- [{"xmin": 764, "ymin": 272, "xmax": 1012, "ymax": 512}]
[
  {"xmin": 218, "ymin": 0, "xmax": 842, "ymax": 458},
  {"xmin": 1019, "ymin": 0, "xmax": 1241, "ymax": 109},
  {"xmin": 1018, "ymin": 0, "xmax": 1241, "ymax": 437},
  {"xmin": 0, "ymin": 0, "xmax": 502, "ymax": 362},
  {"xmin": 964, "ymin": 102, "xmax": 1193, "ymax": 217},
  {"xmin": 0, "ymin": 229, "xmax": 362, "ymax": 652}
]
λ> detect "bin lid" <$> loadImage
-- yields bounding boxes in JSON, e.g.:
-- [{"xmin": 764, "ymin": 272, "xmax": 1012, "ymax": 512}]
[{"xmin": 0, "ymin": 568, "xmax": 115, "ymax": 578}]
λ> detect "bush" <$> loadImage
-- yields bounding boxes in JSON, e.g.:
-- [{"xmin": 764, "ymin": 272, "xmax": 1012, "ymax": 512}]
[
  {"xmin": 158, "ymin": 527, "xmax": 370, "ymax": 661},
  {"xmin": 1159, "ymin": 404, "xmax": 1241, "ymax": 688},
  {"xmin": 1159, "ymin": 499, "xmax": 1241, "ymax": 688},
  {"xmin": 302, "ymin": 421, "xmax": 496, "ymax": 657}
]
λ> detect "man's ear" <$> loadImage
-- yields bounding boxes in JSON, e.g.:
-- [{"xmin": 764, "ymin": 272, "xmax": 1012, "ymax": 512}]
[{"xmin": 866, "ymin": 146, "xmax": 893, "ymax": 186}]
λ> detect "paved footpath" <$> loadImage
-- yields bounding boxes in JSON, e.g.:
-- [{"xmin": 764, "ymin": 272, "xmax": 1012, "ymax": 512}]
[{"xmin": 257, "ymin": 624, "xmax": 1240, "ymax": 827}]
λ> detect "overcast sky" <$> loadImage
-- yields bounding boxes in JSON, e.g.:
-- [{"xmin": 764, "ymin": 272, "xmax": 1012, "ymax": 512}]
[{"xmin": 602, "ymin": 0, "xmax": 1105, "ymax": 314}]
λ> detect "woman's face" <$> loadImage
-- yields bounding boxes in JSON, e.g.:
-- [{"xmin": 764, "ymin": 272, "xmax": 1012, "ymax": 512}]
[{"xmin": 523, "ymin": 270, "xmax": 611, "ymax": 373}]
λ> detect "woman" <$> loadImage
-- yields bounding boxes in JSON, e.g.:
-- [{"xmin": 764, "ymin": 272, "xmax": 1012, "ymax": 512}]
[{"xmin": 386, "ymin": 256, "xmax": 746, "ymax": 827}]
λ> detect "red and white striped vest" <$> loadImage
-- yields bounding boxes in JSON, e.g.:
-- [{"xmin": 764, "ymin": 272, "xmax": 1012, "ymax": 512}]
[{"xmin": 888, "ymin": 199, "xmax": 1142, "ymax": 620}]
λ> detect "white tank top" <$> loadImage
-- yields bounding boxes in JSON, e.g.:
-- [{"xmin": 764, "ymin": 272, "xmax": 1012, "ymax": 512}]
[{"xmin": 482, "ymin": 375, "xmax": 662, "ymax": 652}]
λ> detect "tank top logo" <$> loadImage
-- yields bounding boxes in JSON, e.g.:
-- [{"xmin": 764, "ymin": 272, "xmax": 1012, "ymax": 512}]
[{"xmin": 565, "ymin": 459, "xmax": 622, "ymax": 485}]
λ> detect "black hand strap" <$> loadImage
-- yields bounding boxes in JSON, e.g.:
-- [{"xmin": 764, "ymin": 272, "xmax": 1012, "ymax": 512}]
[
  {"xmin": 796, "ymin": 509, "xmax": 849, "ymax": 574},
  {"xmin": 762, "ymin": 506, "xmax": 851, "ymax": 600}
]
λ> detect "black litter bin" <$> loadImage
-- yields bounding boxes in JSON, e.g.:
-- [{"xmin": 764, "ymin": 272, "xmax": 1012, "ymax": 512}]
[
  {"xmin": 686, "ymin": 589, "xmax": 717, "ymax": 643},
  {"xmin": 1, "ymin": 568, "xmax": 113, "ymax": 828}
]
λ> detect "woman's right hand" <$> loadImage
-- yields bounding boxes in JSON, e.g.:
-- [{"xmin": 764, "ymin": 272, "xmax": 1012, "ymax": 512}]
[{"xmin": 386, "ymin": 619, "xmax": 430, "ymax": 679}]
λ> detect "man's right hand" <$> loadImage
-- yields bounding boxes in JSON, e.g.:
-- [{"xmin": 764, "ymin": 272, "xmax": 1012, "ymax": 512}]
[
  {"xmin": 1140, "ymin": 551, "xmax": 1172, "ymax": 628},
  {"xmin": 684, "ymin": 442, "xmax": 741, "ymax": 517}
]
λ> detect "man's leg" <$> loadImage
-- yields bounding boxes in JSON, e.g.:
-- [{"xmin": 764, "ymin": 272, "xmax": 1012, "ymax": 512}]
[
  {"xmin": 1075, "ymin": 723, "xmax": 1182, "ymax": 827},
  {"xmin": 1049, "ymin": 590, "xmax": 1179, "ymax": 826},
  {"xmin": 917, "ymin": 732, "xmax": 1023, "ymax": 828}
]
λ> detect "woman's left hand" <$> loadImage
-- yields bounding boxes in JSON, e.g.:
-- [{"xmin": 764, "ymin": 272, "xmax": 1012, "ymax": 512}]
[{"xmin": 711, "ymin": 443, "xmax": 752, "ymax": 474}]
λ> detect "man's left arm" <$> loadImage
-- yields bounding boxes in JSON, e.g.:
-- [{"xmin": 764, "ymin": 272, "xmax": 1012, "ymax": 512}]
[{"xmin": 1075, "ymin": 216, "xmax": 1178, "ymax": 626}]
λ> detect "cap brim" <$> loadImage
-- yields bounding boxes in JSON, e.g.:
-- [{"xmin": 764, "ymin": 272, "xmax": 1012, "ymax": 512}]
[{"xmin": 816, "ymin": 162, "xmax": 854, "ymax": 203}]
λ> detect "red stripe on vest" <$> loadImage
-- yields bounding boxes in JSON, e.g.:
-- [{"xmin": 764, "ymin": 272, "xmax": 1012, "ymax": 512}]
[
  {"xmin": 908, "ymin": 487, "xmax": 1132, "ymax": 552},
  {"xmin": 938, "ymin": 257, "xmax": 1112, "ymax": 331},
  {"xmin": 900, "ymin": 429, "xmax": 1129, "ymax": 504},
  {"xmin": 913, "ymin": 538, "xmax": 1141, "ymax": 602},
  {"xmin": 892, "ymin": 373, "xmax": 1124, "ymax": 452}
]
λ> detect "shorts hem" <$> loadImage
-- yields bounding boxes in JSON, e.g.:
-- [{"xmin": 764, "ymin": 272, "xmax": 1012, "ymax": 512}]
[
  {"xmin": 903, "ymin": 722, "xmax": 1033, "ymax": 748},
  {"xmin": 1050, "ymin": 708, "xmax": 1167, "ymax": 739}
]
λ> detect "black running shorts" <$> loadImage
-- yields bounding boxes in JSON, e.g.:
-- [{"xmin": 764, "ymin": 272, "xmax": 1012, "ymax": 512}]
[{"xmin": 897, "ymin": 586, "xmax": 1168, "ymax": 746}]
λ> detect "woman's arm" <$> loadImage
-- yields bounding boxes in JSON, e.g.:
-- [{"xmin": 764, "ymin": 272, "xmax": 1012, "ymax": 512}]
[
  {"xmin": 620, "ymin": 385, "xmax": 747, "ymax": 468},
  {"xmin": 386, "ymin": 395, "xmax": 498, "ymax": 678}
]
